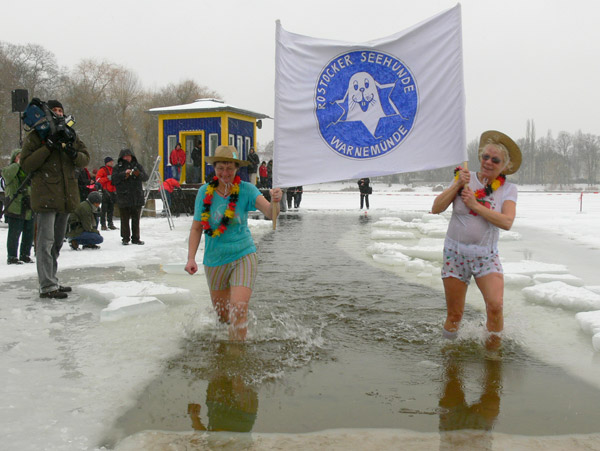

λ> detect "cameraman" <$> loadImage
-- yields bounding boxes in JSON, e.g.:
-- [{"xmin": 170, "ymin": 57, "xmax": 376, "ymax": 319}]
[
  {"xmin": 20, "ymin": 99, "xmax": 90, "ymax": 299},
  {"xmin": 112, "ymin": 148, "xmax": 149, "ymax": 245}
]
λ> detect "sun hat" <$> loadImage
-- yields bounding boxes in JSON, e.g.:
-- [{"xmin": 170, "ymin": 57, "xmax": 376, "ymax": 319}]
[
  {"xmin": 479, "ymin": 130, "xmax": 522, "ymax": 175},
  {"xmin": 205, "ymin": 145, "xmax": 249, "ymax": 166}
]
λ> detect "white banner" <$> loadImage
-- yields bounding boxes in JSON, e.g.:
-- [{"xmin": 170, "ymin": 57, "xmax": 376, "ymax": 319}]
[{"xmin": 274, "ymin": 4, "xmax": 466, "ymax": 188}]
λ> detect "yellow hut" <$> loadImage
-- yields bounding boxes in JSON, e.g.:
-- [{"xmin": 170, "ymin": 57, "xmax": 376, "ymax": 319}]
[{"xmin": 148, "ymin": 98, "xmax": 269, "ymax": 183}]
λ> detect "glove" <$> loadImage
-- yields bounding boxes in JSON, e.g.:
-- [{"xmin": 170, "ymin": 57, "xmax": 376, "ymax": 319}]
[
  {"xmin": 133, "ymin": 169, "xmax": 140, "ymax": 177},
  {"xmin": 64, "ymin": 143, "xmax": 78, "ymax": 160},
  {"xmin": 45, "ymin": 135, "xmax": 61, "ymax": 151}
]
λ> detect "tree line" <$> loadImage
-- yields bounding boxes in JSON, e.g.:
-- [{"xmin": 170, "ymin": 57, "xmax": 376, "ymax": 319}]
[
  {"xmin": 1, "ymin": 41, "xmax": 219, "ymax": 171},
  {"xmin": 2, "ymin": 41, "xmax": 598, "ymax": 187}
]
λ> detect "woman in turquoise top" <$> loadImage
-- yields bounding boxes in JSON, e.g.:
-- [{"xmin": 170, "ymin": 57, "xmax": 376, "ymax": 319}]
[{"xmin": 186, "ymin": 145, "xmax": 282, "ymax": 340}]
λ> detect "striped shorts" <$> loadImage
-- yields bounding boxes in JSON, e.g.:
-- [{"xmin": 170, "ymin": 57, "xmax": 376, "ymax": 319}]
[{"xmin": 204, "ymin": 253, "xmax": 259, "ymax": 291}]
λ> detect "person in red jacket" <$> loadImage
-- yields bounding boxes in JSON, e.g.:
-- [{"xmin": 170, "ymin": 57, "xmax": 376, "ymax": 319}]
[
  {"xmin": 160, "ymin": 177, "xmax": 180, "ymax": 213},
  {"xmin": 169, "ymin": 143, "xmax": 186, "ymax": 182},
  {"xmin": 258, "ymin": 161, "xmax": 268, "ymax": 188},
  {"xmin": 96, "ymin": 156, "xmax": 118, "ymax": 230}
]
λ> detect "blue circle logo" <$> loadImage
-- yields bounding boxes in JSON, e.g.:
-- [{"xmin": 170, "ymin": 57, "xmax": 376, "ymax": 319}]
[{"xmin": 315, "ymin": 50, "xmax": 418, "ymax": 160}]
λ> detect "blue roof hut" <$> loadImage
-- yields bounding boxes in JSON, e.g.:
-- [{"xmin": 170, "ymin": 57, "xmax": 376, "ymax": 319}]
[{"xmin": 148, "ymin": 98, "xmax": 269, "ymax": 183}]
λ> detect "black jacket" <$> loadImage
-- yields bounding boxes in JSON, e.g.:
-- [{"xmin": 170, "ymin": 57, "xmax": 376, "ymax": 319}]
[
  {"xmin": 191, "ymin": 145, "xmax": 203, "ymax": 167},
  {"xmin": 112, "ymin": 149, "xmax": 149, "ymax": 208},
  {"xmin": 358, "ymin": 178, "xmax": 371, "ymax": 195},
  {"xmin": 247, "ymin": 152, "xmax": 260, "ymax": 173}
]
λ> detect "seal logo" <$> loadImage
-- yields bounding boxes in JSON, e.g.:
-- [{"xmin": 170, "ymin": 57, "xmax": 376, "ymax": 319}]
[{"xmin": 315, "ymin": 50, "xmax": 418, "ymax": 160}]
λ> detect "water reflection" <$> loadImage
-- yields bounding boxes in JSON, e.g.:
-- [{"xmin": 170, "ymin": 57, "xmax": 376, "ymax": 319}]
[
  {"xmin": 438, "ymin": 350, "xmax": 502, "ymax": 450},
  {"xmin": 187, "ymin": 342, "xmax": 258, "ymax": 433}
]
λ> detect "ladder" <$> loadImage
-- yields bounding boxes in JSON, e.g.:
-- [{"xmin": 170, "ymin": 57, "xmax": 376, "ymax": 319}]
[{"xmin": 144, "ymin": 156, "xmax": 174, "ymax": 230}]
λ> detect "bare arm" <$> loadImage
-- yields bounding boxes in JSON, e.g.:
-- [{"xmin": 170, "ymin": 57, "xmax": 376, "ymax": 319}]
[
  {"xmin": 255, "ymin": 188, "xmax": 282, "ymax": 220},
  {"xmin": 431, "ymin": 168, "xmax": 470, "ymax": 214},
  {"xmin": 461, "ymin": 187, "xmax": 516, "ymax": 230},
  {"xmin": 185, "ymin": 220, "xmax": 203, "ymax": 275}
]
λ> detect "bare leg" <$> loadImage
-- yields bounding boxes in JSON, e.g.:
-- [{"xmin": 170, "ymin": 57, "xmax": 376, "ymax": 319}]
[
  {"xmin": 443, "ymin": 277, "xmax": 468, "ymax": 334},
  {"xmin": 475, "ymin": 272, "xmax": 504, "ymax": 349},
  {"xmin": 210, "ymin": 288, "xmax": 231, "ymax": 323},
  {"xmin": 228, "ymin": 286, "xmax": 252, "ymax": 341}
]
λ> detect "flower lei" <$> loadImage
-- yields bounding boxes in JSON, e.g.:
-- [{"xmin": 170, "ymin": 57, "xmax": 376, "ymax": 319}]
[
  {"xmin": 200, "ymin": 175, "xmax": 240, "ymax": 237},
  {"xmin": 453, "ymin": 167, "xmax": 506, "ymax": 216}
]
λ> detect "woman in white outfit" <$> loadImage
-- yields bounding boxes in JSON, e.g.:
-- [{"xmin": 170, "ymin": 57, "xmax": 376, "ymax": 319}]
[{"xmin": 432, "ymin": 130, "xmax": 522, "ymax": 349}]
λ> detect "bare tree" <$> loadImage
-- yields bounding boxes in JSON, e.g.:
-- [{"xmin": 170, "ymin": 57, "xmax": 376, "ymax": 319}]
[
  {"xmin": 63, "ymin": 59, "xmax": 120, "ymax": 165},
  {"xmin": 555, "ymin": 131, "xmax": 572, "ymax": 186},
  {"xmin": 109, "ymin": 66, "xmax": 142, "ymax": 150},
  {"xmin": 0, "ymin": 41, "xmax": 62, "ymax": 157},
  {"xmin": 152, "ymin": 79, "xmax": 221, "ymax": 107},
  {"xmin": 574, "ymin": 131, "xmax": 599, "ymax": 186}
]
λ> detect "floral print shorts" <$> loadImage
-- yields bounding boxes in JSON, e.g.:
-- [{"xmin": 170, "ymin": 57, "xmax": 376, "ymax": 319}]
[{"xmin": 441, "ymin": 246, "xmax": 503, "ymax": 285}]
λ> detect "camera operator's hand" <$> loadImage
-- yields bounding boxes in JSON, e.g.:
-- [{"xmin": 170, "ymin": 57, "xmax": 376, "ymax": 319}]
[
  {"xmin": 64, "ymin": 143, "xmax": 78, "ymax": 160},
  {"xmin": 45, "ymin": 135, "xmax": 61, "ymax": 151}
]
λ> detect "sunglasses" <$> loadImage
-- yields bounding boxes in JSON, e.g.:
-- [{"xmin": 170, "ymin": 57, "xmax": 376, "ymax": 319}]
[{"xmin": 481, "ymin": 154, "xmax": 502, "ymax": 164}]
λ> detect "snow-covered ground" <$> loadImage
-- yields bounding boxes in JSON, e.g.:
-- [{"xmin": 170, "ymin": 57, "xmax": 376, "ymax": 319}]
[{"xmin": 1, "ymin": 181, "xmax": 599, "ymax": 450}]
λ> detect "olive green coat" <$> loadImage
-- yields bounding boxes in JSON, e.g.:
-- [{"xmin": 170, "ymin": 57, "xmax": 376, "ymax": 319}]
[
  {"xmin": 2, "ymin": 149, "xmax": 33, "ymax": 220},
  {"xmin": 20, "ymin": 130, "xmax": 90, "ymax": 213},
  {"xmin": 66, "ymin": 199, "xmax": 100, "ymax": 238}
]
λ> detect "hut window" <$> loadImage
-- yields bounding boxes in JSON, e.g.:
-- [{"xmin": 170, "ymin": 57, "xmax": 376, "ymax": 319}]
[
  {"xmin": 209, "ymin": 134, "xmax": 219, "ymax": 156},
  {"xmin": 236, "ymin": 136, "xmax": 243, "ymax": 158},
  {"xmin": 167, "ymin": 135, "xmax": 177, "ymax": 165}
]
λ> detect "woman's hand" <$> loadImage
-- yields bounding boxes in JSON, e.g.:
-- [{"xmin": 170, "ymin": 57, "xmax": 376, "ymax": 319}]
[
  {"xmin": 456, "ymin": 167, "xmax": 470, "ymax": 187},
  {"xmin": 460, "ymin": 185, "xmax": 477, "ymax": 209},
  {"xmin": 270, "ymin": 187, "xmax": 282, "ymax": 203},
  {"xmin": 185, "ymin": 258, "xmax": 198, "ymax": 275}
]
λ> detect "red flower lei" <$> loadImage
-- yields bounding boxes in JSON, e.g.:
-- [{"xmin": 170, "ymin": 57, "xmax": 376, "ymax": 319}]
[
  {"xmin": 200, "ymin": 175, "xmax": 241, "ymax": 237},
  {"xmin": 454, "ymin": 167, "xmax": 506, "ymax": 216}
]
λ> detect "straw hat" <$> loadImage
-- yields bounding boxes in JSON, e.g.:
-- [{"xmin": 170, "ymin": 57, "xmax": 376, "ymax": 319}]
[
  {"xmin": 205, "ymin": 145, "xmax": 249, "ymax": 166},
  {"xmin": 479, "ymin": 130, "xmax": 522, "ymax": 175}
]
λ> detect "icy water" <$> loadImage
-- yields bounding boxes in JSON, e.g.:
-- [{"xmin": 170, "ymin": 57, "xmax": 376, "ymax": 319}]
[{"xmin": 103, "ymin": 213, "xmax": 600, "ymax": 447}]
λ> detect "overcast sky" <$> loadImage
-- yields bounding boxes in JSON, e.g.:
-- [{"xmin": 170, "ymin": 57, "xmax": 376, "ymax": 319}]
[{"xmin": 2, "ymin": 0, "xmax": 599, "ymax": 147}]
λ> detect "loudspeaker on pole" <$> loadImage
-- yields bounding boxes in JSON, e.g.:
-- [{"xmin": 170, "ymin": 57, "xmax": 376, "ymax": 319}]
[{"xmin": 11, "ymin": 89, "xmax": 29, "ymax": 113}]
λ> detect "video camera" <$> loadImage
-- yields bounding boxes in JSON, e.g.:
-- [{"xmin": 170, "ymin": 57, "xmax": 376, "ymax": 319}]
[{"xmin": 22, "ymin": 98, "xmax": 77, "ymax": 146}]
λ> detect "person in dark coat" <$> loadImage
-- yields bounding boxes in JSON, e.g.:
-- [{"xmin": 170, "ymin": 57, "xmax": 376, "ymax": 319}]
[
  {"xmin": 266, "ymin": 160, "xmax": 273, "ymax": 189},
  {"xmin": 112, "ymin": 148, "xmax": 149, "ymax": 245},
  {"xmin": 20, "ymin": 99, "xmax": 90, "ymax": 299},
  {"xmin": 246, "ymin": 147, "xmax": 260, "ymax": 186},
  {"xmin": 286, "ymin": 186, "xmax": 303, "ymax": 209},
  {"xmin": 190, "ymin": 142, "xmax": 203, "ymax": 183},
  {"xmin": 77, "ymin": 167, "xmax": 94, "ymax": 202},
  {"xmin": 358, "ymin": 178, "xmax": 371, "ymax": 209}
]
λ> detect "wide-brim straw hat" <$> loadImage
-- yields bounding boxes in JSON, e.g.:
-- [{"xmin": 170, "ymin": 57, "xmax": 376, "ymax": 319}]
[
  {"xmin": 479, "ymin": 130, "xmax": 522, "ymax": 175},
  {"xmin": 205, "ymin": 145, "xmax": 249, "ymax": 166}
]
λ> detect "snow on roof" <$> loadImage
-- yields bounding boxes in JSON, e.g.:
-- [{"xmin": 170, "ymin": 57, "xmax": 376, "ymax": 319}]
[{"xmin": 147, "ymin": 98, "xmax": 271, "ymax": 119}]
